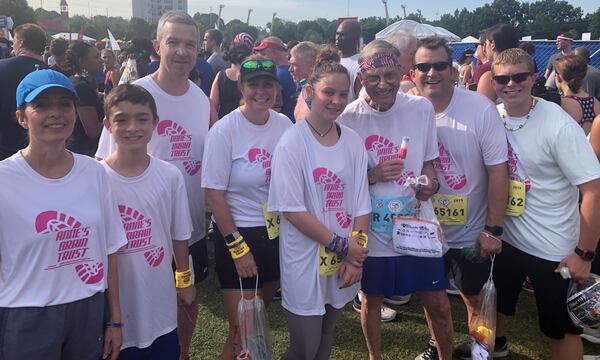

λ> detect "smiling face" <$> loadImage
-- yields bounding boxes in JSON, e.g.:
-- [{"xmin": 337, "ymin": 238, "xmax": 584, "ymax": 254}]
[
  {"xmin": 17, "ymin": 87, "xmax": 76, "ymax": 146},
  {"xmin": 82, "ymin": 46, "xmax": 103, "ymax": 74},
  {"xmin": 411, "ymin": 46, "xmax": 455, "ymax": 101},
  {"xmin": 105, "ymin": 101, "xmax": 157, "ymax": 151},
  {"xmin": 289, "ymin": 52, "xmax": 313, "ymax": 83},
  {"xmin": 156, "ymin": 22, "xmax": 199, "ymax": 78},
  {"xmin": 359, "ymin": 65, "xmax": 401, "ymax": 109},
  {"xmin": 307, "ymin": 73, "xmax": 350, "ymax": 123},
  {"xmin": 240, "ymin": 76, "xmax": 279, "ymax": 113},
  {"xmin": 492, "ymin": 62, "xmax": 536, "ymax": 113}
]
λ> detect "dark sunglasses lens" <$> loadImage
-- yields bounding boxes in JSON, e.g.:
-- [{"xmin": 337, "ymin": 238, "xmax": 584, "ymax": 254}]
[
  {"xmin": 415, "ymin": 63, "xmax": 432, "ymax": 72},
  {"xmin": 512, "ymin": 73, "xmax": 530, "ymax": 83},
  {"xmin": 432, "ymin": 62, "xmax": 450, "ymax": 71},
  {"xmin": 493, "ymin": 75, "xmax": 511, "ymax": 85}
]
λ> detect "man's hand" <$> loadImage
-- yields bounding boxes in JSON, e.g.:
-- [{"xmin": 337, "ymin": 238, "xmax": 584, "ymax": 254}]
[
  {"xmin": 415, "ymin": 178, "xmax": 438, "ymax": 201},
  {"xmin": 177, "ymin": 285, "xmax": 197, "ymax": 306},
  {"xmin": 233, "ymin": 252, "xmax": 258, "ymax": 278},
  {"xmin": 476, "ymin": 232, "xmax": 502, "ymax": 257},
  {"xmin": 338, "ymin": 262, "xmax": 363, "ymax": 288},
  {"xmin": 369, "ymin": 159, "xmax": 404, "ymax": 183},
  {"xmin": 346, "ymin": 233, "xmax": 368, "ymax": 267},
  {"xmin": 557, "ymin": 254, "xmax": 592, "ymax": 281},
  {"xmin": 102, "ymin": 327, "xmax": 122, "ymax": 360}
]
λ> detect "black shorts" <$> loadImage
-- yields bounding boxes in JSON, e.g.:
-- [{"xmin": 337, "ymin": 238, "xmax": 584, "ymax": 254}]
[
  {"xmin": 444, "ymin": 248, "xmax": 492, "ymax": 296},
  {"xmin": 171, "ymin": 238, "xmax": 209, "ymax": 284},
  {"xmin": 493, "ymin": 241, "xmax": 583, "ymax": 339},
  {"xmin": 213, "ymin": 223, "xmax": 280, "ymax": 290}
]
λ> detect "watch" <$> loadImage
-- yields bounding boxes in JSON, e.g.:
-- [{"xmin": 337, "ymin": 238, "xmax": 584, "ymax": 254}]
[
  {"xmin": 574, "ymin": 246, "xmax": 596, "ymax": 262},
  {"xmin": 484, "ymin": 225, "xmax": 503, "ymax": 237},
  {"xmin": 225, "ymin": 231, "xmax": 241, "ymax": 243}
]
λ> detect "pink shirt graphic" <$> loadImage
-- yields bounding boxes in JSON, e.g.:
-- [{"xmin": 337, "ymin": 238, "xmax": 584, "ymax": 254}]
[
  {"xmin": 364, "ymin": 134, "xmax": 417, "ymax": 186},
  {"xmin": 156, "ymin": 119, "xmax": 202, "ymax": 176},
  {"xmin": 507, "ymin": 142, "xmax": 532, "ymax": 192},
  {"xmin": 313, "ymin": 167, "xmax": 352, "ymax": 229},
  {"xmin": 434, "ymin": 141, "xmax": 467, "ymax": 190},
  {"xmin": 248, "ymin": 148, "xmax": 273, "ymax": 183},
  {"xmin": 36, "ymin": 210, "xmax": 103, "ymax": 285},
  {"xmin": 117, "ymin": 205, "xmax": 164, "ymax": 268}
]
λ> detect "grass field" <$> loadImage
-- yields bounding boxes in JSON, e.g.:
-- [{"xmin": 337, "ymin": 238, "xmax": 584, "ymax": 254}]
[{"xmin": 188, "ymin": 240, "xmax": 600, "ymax": 360}]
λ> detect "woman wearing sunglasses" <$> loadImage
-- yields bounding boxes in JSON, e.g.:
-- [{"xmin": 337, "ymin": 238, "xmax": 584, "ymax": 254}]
[
  {"xmin": 201, "ymin": 55, "xmax": 292, "ymax": 359},
  {"xmin": 268, "ymin": 47, "xmax": 370, "ymax": 360}
]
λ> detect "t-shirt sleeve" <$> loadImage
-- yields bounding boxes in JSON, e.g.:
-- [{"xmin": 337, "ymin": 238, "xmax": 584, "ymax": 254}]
[
  {"xmin": 354, "ymin": 143, "xmax": 372, "ymax": 217},
  {"xmin": 424, "ymin": 103, "xmax": 439, "ymax": 162},
  {"xmin": 479, "ymin": 104, "xmax": 509, "ymax": 166},
  {"xmin": 268, "ymin": 136, "xmax": 307, "ymax": 212},
  {"xmin": 546, "ymin": 54, "xmax": 557, "ymax": 71},
  {"xmin": 171, "ymin": 169, "xmax": 193, "ymax": 241},
  {"xmin": 73, "ymin": 80, "xmax": 99, "ymax": 107},
  {"xmin": 95, "ymin": 127, "xmax": 114, "ymax": 159},
  {"xmin": 201, "ymin": 122, "xmax": 232, "ymax": 190},
  {"xmin": 552, "ymin": 119, "xmax": 600, "ymax": 186}
]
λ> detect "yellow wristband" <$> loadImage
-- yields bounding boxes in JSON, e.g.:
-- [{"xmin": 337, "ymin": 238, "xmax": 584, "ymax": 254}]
[
  {"xmin": 175, "ymin": 269, "xmax": 193, "ymax": 288},
  {"xmin": 229, "ymin": 241, "xmax": 250, "ymax": 260},
  {"xmin": 351, "ymin": 231, "xmax": 369, "ymax": 248},
  {"xmin": 226, "ymin": 235, "xmax": 244, "ymax": 248}
]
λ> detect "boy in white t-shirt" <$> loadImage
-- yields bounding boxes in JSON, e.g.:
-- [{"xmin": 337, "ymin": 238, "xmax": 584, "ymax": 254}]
[{"xmin": 101, "ymin": 84, "xmax": 195, "ymax": 359}]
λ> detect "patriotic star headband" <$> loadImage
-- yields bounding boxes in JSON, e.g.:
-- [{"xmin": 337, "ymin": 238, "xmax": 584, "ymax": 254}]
[{"xmin": 359, "ymin": 53, "xmax": 401, "ymax": 72}]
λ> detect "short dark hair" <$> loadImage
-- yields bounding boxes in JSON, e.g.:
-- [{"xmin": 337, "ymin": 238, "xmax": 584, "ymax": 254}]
[
  {"xmin": 49, "ymin": 38, "xmax": 68, "ymax": 57},
  {"xmin": 519, "ymin": 42, "xmax": 535, "ymax": 56},
  {"xmin": 104, "ymin": 84, "xmax": 159, "ymax": 122},
  {"xmin": 487, "ymin": 24, "xmax": 519, "ymax": 53},
  {"xmin": 206, "ymin": 29, "xmax": 223, "ymax": 46},
  {"xmin": 13, "ymin": 24, "xmax": 47, "ymax": 55},
  {"xmin": 415, "ymin": 36, "xmax": 453, "ymax": 64},
  {"xmin": 223, "ymin": 43, "xmax": 252, "ymax": 65},
  {"xmin": 66, "ymin": 41, "xmax": 93, "ymax": 73}
]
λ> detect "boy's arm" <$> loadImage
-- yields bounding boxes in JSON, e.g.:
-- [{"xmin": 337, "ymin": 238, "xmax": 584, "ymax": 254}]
[
  {"xmin": 103, "ymin": 254, "xmax": 122, "ymax": 360},
  {"xmin": 173, "ymin": 239, "xmax": 195, "ymax": 306}
]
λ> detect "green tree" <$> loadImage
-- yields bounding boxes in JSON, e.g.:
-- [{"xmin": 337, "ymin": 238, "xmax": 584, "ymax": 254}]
[
  {"xmin": 271, "ymin": 18, "xmax": 297, "ymax": 42},
  {"xmin": 126, "ymin": 17, "xmax": 152, "ymax": 40},
  {"xmin": 0, "ymin": 0, "xmax": 35, "ymax": 26},
  {"xmin": 224, "ymin": 19, "xmax": 258, "ymax": 42},
  {"xmin": 359, "ymin": 16, "xmax": 387, "ymax": 43},
  {"xmin": 34, "ymin": 8, "xmax": 61, "ymax": 21},
  {"xmin": 590, "ymin": 7, "xmax": 600, "ymax": 39},
  {"xmin": 303, "ymin": 29, "xmax": 323, "ymax": 44}
]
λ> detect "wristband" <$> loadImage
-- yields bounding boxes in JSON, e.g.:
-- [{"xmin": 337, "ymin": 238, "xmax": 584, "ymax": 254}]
[
  {"xmin": 484, "ymin": 225, "xmax": 503, "ymax": 236},
  {"xmin": 482, "ymin": 231, "xmax": 502, "ymax": 244},
  {"xmin": 432, "ymin": 178, "xmax": 441, "ymax": 194},
  {"xmin": 175, "ymin": 268, "xmax": 193, "ymax": 288},
  {"xmin": 351, "ymin": 230, "xmax": 369, "ymax": 248},
  {"xmin": 325, "ymin": 233, "xmax": 349, "ymax": 259},
  {"xmin": 105, "ymin": 322, "xmax": 123, "ymax": 328},
  {"xmin": 226, "ymin": 235, "xmax": 244, "ymax": 248},
  {"xmin": 574, "ymin": 246, "xmax": 596, "ymax": 262},
  {"xmin": 229, "ymin": 238, "xmax": 251, "ymax": 259}
]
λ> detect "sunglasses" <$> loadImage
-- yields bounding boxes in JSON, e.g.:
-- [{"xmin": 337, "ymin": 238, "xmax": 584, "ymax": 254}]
[
  {"xmin": 492, "ymin": 72, "xmax": 531, "ymax": 85},
  {"xmin": 413, "ymin": 62, "xmax": 451, "ymax": 72},
  {"xmin": 241, "ymin": 59, "xmax": 275, "ymax": 71}
]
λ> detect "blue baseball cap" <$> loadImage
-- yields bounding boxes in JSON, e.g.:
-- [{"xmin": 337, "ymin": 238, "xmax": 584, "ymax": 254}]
[{"xmin": 16, "ymin": 69, "xmax": 78, "ymax": 108}]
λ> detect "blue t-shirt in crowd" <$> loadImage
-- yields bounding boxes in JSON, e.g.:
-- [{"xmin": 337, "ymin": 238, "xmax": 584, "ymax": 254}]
[{"xmin": 277, "ymin": 65, "xmax": 297, "ymax": 123}]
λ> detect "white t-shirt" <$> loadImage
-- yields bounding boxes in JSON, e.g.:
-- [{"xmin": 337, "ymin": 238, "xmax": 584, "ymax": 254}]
[
  {"xmin": 201, "ymin": 109, "xmax": 292, "ymax": 227},
  {"xmin": 338, "ymin": 93, "xmax": 439, "ymax": 257},
  {"xmin": 0, "ymin": 153, "xmax": 127, "ymax": 307},
  {"xmin": 434, "ymin": 88, "xmax": 508, "ymax": 248},
  {"xmin": 268, "ymin": 122, "xmax": 371, "ymax": 316},
  {"xmin": 340, "ymin": 53, "xmax": 360, "ymax": 103},
  {"xmin": 96, "ymin": 75, "xmax": 209, "ymax": 244},
  {"xmin": 499, "ymin": 98, "xmax": 600, "ymax": 261},
  {"xmin": 101, "ymin": 157, "xmax": 192, "ymax": 350}
]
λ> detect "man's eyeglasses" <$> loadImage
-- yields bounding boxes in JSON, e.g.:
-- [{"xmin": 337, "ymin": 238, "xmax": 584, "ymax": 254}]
[
  {"xmin": 241, "ymin": 59, "xmax": 275, "ymax": 71},
  {"xmin": 413, "ymin": 62, "xmax": 451, "ymax": 72},
  {"xmin": 492, "ymin": 72, "xmax": 531, "ymax": 85}
]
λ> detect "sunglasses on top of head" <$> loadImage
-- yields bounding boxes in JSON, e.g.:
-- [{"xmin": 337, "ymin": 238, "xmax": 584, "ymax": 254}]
[
  {"xmin": 413, "ymin": 62, "xmax": 451, "ymax": 72},
  {"xmin": 492, "ymin": 72, "xmax": 532, "ymax": 85},
  {"xmin": 241, "ymin": 59, "xmax": 275, "ymax": 71}
]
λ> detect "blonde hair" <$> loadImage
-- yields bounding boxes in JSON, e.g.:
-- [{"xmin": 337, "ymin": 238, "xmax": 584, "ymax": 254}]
[{"xmin": 492, "ymin": 48, "xmax": 535, "ymax": 75}]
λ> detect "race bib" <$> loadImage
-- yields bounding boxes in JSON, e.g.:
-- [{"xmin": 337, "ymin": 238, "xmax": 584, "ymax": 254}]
[
  {"xmin": 262, "ymin": 203, "xmax": 280, "ymax": 240},
  {"xmin": 432, "ymin": 194, "xmax": 467, "ymax": 225},
  {"xmin": 392, "ymin": 216, "xmax": 444, "ymax": 258},
  {"xmin": 319, "ymin": 245, "xmax": 342, "ymax": 276},
  {"xmin": 370, "ymin": 195, "xmax": 416, "ymax": 233},
  {"xmin": 505, "ymin": 180, "xmax": 525, "ymax": 217}
]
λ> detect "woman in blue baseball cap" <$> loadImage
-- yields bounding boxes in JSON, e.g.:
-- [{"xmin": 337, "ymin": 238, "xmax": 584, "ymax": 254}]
[{"xmin": 0, "ymin": 69, "xmax": 127, "ymax": 360}]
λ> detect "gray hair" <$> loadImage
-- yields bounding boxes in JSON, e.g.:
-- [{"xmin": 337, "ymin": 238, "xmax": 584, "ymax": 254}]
[
  {"xmin": 384, "ymin": 30, "xmax": 416, "ymax": 55},
  {"xmin": 358, "ymin": 39, "xmax": 400, "ymax": 64},
  {"xmin": 290, "ymin": 41, "xmax": 320, "ymax": 64},
  {"xmin": 157, "ymin": 11, "xmax": 198, "ymax": 41}
]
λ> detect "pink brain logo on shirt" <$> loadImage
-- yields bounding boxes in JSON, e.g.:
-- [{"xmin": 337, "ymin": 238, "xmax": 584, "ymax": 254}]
[
  {"xmin": 397, "ymin": 170, "xmax": 417, "ymax": 186},
  {"xmin": 365, "ymin": 135, "xmax": 400, "ymax": 163},
  {"xmin": 313, "ymin": 168, "xmax": 351, "ymax": 227},
  {"xmin": 117, "ymin": 205, "xmax": 163, "ymax": 267},
  {"xmin": 36, "ymin": 210, "xmax": 103, "ymax": 285},
  {"xmin": 156, "ymin": 119, "xmax": 201, "ymax": 176},
  {"xmin": 507, "ymin": 143, "xmax": 531, "ymax": 192},
  {"xmin": 248, "ymin": 148, "xmax": 273, "ymax": 183},
  {"xmin": 433, "ymin": 141, "xmax": 467, "ymax": 190}
]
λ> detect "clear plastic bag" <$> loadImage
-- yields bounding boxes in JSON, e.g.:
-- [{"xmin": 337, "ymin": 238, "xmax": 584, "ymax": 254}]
[
  {"xmin": 236, "ymin": 275, "xmax": 273, "ymax": 360},
  {"xmin": 567, "ymin": 273, "xmax": 600, "ymax": 330},
  {"xmin": 471, "ymin": 255, "xmax": 496, "ymax": 360},
  {"xmin": 118, "ymin": 58, "xmax": 139, "ymax": 85}
]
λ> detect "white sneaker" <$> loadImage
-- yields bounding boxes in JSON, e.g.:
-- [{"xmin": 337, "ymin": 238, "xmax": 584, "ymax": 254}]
[
  {"xmin": 381, "ymin": 304, "xmax": 397, "ymax": 322},
  {"xmin": 446, "ymin": 278, "xmax": 461, "ymax": 296},
  {"xmin": 384, "ymin": 294, "xmax": 411, "ymax": 305},
  {"xmin": 582, "ymin": 327, "xmax": 600, "ymax": 344}
]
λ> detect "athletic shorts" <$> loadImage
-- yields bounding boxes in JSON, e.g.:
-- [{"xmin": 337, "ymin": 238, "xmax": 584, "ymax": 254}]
[
  {"xmin": 361, "ymin": 255, "xmax": 450, "ymax": 297},
  {"xmin": 213, "ymin": 223, "xmax": 280, "ymax": 290},
  {"xmin": 444, "ymin": 248, "xmax": 492, "ymax": 296},
  {"xmin": 119, "ymin": 329, "xmax": 179, "ymax": 360},
  {"xmin": 493, "ymin": 241, "xmax": 583, "ymax": 339},
  {"xmin": 0, "ymin": 292, "xmax": 104, "ymax": 360},
  {"xmin": 171, "ymin": 238, "xmax": 209, "ymax": 284}
]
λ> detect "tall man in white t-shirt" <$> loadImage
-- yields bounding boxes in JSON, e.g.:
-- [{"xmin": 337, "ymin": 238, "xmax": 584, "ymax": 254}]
[
  {"xmin": 411, "ymin": 37, "xmax": 509, "ymax": 360},
  {"xmin": 336, "ymin": 19, "xmax": 361, "ymax": 102},
  {"xmin": 492, "ymin": 48, "xmax": 600, "ymax": 359},
  {"xmin": 95, "ymin": 11, "xmax": 211, "ymax": 360}
]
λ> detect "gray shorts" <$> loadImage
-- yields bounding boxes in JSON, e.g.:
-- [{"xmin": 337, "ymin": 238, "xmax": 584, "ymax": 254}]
[{"xmin": 0, "ymin": 292, "xmax": 104, "ymax": 360}]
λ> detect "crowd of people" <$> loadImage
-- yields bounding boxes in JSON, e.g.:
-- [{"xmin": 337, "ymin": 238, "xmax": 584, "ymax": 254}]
[{"xmin": 1, "ymin": 9, "xmax": 600, "ymax": 360}]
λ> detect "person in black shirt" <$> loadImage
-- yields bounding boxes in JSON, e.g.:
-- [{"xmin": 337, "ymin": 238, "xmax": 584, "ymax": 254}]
[
  {"xmin": 49, "ymin": 38, "xmax": 74, "ymax": 77},
  {"xmin": 66, "ymin": 41, "xmax": 104, "ymax": 156},
  {"xmin": 0, "ymin": 23, "xmax": 48, "ymax": 160}
]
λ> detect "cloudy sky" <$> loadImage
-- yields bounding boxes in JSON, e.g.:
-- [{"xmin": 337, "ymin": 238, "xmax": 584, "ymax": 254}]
[{"xmin": 30, "ymin": 0, "xmax": 599, "ymax": 27}]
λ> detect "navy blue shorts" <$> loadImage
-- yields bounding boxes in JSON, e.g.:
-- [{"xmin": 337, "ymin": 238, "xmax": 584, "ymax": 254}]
[
  {"xmin": 118, "ymin": 329, "xmax": 179, "ymax": 360},
  {"xmin": 361, "ymin": 255, "xmax": 450, "ymax": 297}
]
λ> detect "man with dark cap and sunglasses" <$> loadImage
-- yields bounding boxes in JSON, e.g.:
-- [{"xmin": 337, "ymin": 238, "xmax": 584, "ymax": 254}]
[{"xmin": 411, "ymin": 36, "xmax": 509, "ymax": 360}]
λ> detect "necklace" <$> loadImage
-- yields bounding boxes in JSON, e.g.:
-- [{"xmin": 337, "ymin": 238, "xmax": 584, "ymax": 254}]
[
  {"xmin": 306, "ymin": 119, "xmax": 334, "ymax": 137},
  {"xmin": 501, "ymin": 97, "xmax": 538, "ymax": 132}
]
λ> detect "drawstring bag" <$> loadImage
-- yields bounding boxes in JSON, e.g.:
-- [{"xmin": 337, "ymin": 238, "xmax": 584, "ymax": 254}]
[
  {"xmin": 567, "ymin": 273, "xmax": 600, "ymax": 330},
  {"xmin": 236, "ymin": 275, "xmax": 272, "ymax": 360},
  {"xmin": 471, "ymin": 255, "xmax": 496, "ymax": 360}
]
